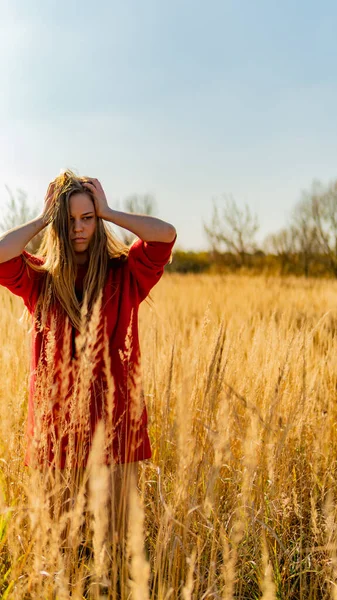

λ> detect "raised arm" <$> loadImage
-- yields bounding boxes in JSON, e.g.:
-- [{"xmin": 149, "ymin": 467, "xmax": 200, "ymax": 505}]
[
  {"xmin": 0, "ymin": 216, "xmax": 46, "ymax": 264},
  {"xmin": 83, "ymin": 178, "xmax": 176, "ymax": 243},
  {"xmin": 0, "ymin": 182, "xmax": 55, "ymax": 264}
]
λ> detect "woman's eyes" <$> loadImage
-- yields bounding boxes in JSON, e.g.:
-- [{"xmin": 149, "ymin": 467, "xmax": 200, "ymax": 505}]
[{"xmin": 70, "ymin": 216, "xmax": 93, "ymax": 222}]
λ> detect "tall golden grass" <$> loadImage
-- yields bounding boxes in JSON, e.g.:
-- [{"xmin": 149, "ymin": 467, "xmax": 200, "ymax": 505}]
[{"xmin": 1, "ymin": 273, "xmax": 337, "ymax": 598}]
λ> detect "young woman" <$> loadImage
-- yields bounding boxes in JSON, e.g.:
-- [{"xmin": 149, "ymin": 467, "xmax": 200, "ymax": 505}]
[{"xmin": 0, "ymin": 170, "xmax": 176, "ymax": 553}]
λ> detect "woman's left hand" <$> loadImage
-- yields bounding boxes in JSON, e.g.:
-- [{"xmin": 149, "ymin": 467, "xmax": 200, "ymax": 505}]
[{"xmin": 82, "ymin": 178, "xmax": 110, "ymax": 218}]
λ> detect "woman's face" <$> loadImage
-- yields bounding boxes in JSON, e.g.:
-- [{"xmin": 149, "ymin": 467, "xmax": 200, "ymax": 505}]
[{"xmin": 69, "ymin": 192, "xmax": 96, "ymax": 256}]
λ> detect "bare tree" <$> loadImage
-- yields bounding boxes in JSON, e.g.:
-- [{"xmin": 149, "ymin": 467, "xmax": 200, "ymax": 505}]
[
  {"xmin": 310, "ymin": 179, "xmax": 337, "ymax": 277},
  {"xmin": 121, "ymin": 193, "xmax": 157, "ymax": 245},
  {"xmin": 124, "ymin": 193, "xmax": 156, "ymax": 216},
  {"xmin": 290, "ymin": 196, "xmax": 319, "ymax": 277},
  {"xmin": 204, "ymin": 196, "xmax": 259, "ymax": 266},
  {"xmin": 0, "ymin": 186, "xmax": 42, "ymax": 253},
  {"xmin": 264, "ymin": 227, "xmax": 296, "ymax": 275},
  {"xmin": 0, "ymin": 186, "xmax": 37, "ymax": 231}
]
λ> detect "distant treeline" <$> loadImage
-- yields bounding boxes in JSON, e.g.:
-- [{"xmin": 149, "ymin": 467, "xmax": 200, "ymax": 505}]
[
  {"xmin": 167, "ymin": 249, "xmax": 337, "ymax": 277},
  {"xmin": 198, "ymin": 177, "xmax": 337, "ymax": 278}
]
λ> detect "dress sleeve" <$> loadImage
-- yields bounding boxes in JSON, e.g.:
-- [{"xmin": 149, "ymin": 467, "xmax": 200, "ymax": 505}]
[
  {"xmin": 128, "ymin": 236, "xmax": 176, "ymax": 302},
  {"xmin": 0, "ymin": 250, "xmax": 43, "ymax": 311}
]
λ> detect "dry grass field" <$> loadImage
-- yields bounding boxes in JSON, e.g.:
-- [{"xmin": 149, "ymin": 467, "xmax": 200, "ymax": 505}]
[{"xmin": 1, "ymin": 273, "xmax": 337, "ymax": 599}]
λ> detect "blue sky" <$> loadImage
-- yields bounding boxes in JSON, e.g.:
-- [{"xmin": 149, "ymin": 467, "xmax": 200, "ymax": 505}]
[{"xmin": 1, "ymin": 0, "xmax": 337, "ymax": 249}]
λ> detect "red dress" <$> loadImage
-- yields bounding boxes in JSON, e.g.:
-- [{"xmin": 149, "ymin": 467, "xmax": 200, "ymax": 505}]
[{"xmin": 0, "ymin": 238, "xmax": 175, "ymax": 468}]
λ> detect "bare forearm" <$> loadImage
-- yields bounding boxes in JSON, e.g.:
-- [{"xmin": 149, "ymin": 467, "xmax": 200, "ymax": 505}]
[
  {"xmin": 102, "ymin": 208, "xmax": 176, "ymax": 243},
  {"xmin": 0, "ymin": 216, "xmax": 46, "ymax": 263}
]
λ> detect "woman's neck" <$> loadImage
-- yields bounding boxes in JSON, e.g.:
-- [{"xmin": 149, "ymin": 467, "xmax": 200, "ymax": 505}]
[{"xmin": 74, "ymin": 251, "xmax": 89, "ymax": 265}]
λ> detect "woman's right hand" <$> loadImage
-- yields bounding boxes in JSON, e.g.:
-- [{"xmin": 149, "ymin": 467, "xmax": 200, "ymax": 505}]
[{"xmin": 41, "ymin": 181, "xmax": 57, "ymax": 225}]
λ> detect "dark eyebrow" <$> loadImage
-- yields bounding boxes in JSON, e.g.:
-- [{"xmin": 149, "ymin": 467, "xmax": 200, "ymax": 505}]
[{"xmin": 70, "ymin": 212, "xmax": 94, "ymax": 217}]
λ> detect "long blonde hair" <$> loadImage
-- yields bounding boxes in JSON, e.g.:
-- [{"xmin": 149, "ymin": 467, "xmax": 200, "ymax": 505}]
[{"xmin": 25, "ymin": 170, "xmax": 129, "ymax": 330}]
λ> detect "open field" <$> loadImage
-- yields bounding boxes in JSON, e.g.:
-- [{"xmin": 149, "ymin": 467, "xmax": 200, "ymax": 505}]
[{"xmin": 1, "ymin": 273, "xmax": 337, "ymax": 599}]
